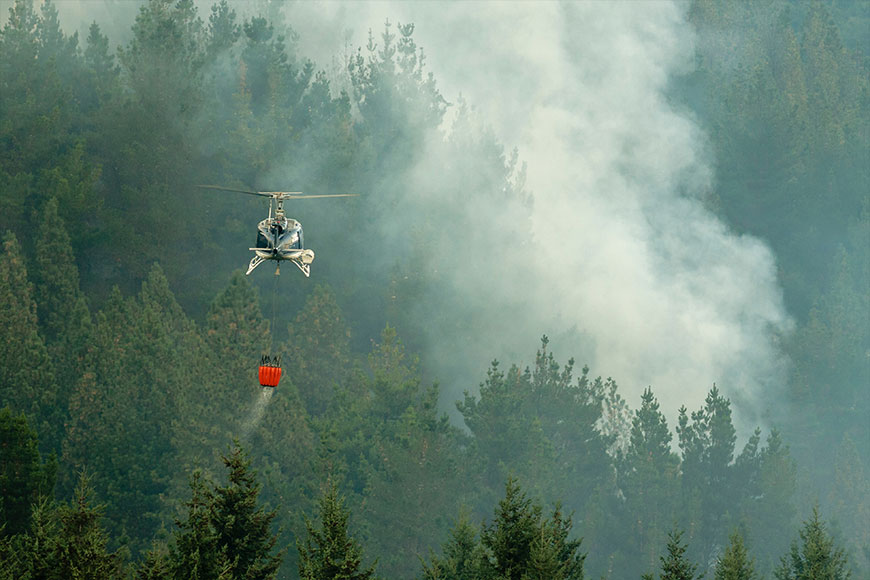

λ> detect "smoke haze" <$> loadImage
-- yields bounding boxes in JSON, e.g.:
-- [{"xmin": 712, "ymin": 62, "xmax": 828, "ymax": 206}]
[
  {"xmin": 282, "ymin": 1, "xmax": 793, "ymax": 431},
  {"xmin": 10, "ymin": 0, "xmax": 795, "ymax": 431}
]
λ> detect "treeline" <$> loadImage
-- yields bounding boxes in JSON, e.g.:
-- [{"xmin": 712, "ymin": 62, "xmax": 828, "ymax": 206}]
[
  {"xmin": 0, "ymin": 0, "xmax": 867, "ymax": 578},
  {"xmin": 0, "ymin": 412, "xmax": 855, "ymax": 580},
  {"xmin": 0, "ymin": 243, "xmax": 857, "ymax": 577}
]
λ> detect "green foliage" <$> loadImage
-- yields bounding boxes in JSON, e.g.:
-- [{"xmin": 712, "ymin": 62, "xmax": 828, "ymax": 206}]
[
  {"xmin": 646, "ymin": 529, "xmax": 702, "ymax": 580},
  {"xmin": 212, "ymin": 444, "xmax": 283, "ymax": 579},
  {"xmin": 62, "ymin": 265, "xmax": 201, "ymax": 553},
  {"xmin": 297, "ymin": 480, "xmax": 377, "ymax": 580},
  {"xmin": 420, "ymin": 510, "xmax": 486, "ymax": 580},
  {"xmin": 615, "ymin": 387, "xmax": 680, "ymax": 575},
  {"xmin": 480, "ymin": 477, "xmax": 540, "ymax": 579},
  {"xmin": 32, "ymin": 197, "xmax": 93, "ymax": 415},
  {"xmin": 170, "ymin": 470, "xmax": 223, "ymax": 580},
  {"xmin": 120, "ymin": 0, "xmax": 206, "ymax": 118},
  {"xmin": 715, "ymin": 531, "xmax": 757, "ymax": 580},
  {"xmin": 0, "ymin": 232, "xmax": 60, "ymax": 450},
  {"xmin": 677, "ymin": 385, "xmax": 739, "ymax": 560},
  {"xmin": 827, "ymin": 436, "xmax": 870, "ymax": 573},
  {"xmin": 349, "ymin": 18, "xmax": 447, "ymax": 147},
  {"xmin": 458, "ymin": 337, "xmax": 611, "ymax": 516},
  {"xmin": 285, "ymin": 283, "xmax": 352, "ymax": 416},
  {"xmin": 738, "ymin": 429, "xmax": 797, "ymax": 571},
  {"xmin": 51, "ymin": 472, "xmax": 126, "ymax": 579},
  {"xmin": 136, "ymin": 543, "xmax": 172, "ymax": 580},
  {"xmin": 198, "ymin": 269, "xmax": 270, "ymax": 452},
  {"xmin": 9, "ymin": 473, "xmax": 126, "ymax": 579},
  {"xmin": 171, "ymin": 444, "xmax": 283, "ymax": 580},
  {"xmin": 0, "ymin": 407, "xmax": 56, "ymax": 536},
  {"xmin": 476, "ymin": 478, "xmax": 585, "ymax": 580},
  {"xmin": 0, "ymin": 2, "xmax": 865, "ymax": 578},
  {"xmin": 774, "ymin": 506, "xmax": 851, "ymax": 580}
]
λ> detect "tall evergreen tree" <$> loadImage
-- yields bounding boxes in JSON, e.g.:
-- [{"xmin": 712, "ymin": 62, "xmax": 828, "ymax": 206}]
[
  {"xmin": 50, "ymin": 472, "xmax": 126, "ymax": 579},
  {"xmin": 284, "ymin": 283, "xmax": 351, "ymax": 416},
  {"xmin": 198, "ymin": 269, "xmax": 270, "ymax": 458},
  {"xmin": 774, "ymin": 506, "xmax": 851, "ymax": 580},
  {"xmin": 616, "ymin": 386, "xmax": 680, "ymax": 575},
  {"xmin": 0, "ymin": 407, "xmax": 56, "ymax": 536},
  {"xmin": 11, "ymin": 473, "xmax": 125, "ymax": 579},
  {"xmin": 211, "ymin": 444, "xmax": 283, "ymax": 580},
  {"xmin": 171, "ymin": 444, "xmax": 282, "ymax": 580},
  {"xmin": 63, "ymin": 265, "xmax": 199, "ymax": 553},
  {"xmin": 715, "ymin": 531, "xmax": 757, "ymax": 580},
  {"xmin": 136, "ymin": 543, "xmax": 172, "ymax": 580},
  {"xmin": 480, "ymin": 477, "xmax": 540, "ymax": 580},
  {"xmin": 739, "ymin": 429, "xmax": 797, "ymax": 571},
  {"xmin": 32, "ymin": 197, "xmax": 92, "ymax": 417},
  {"xmin": 420, "ymin": 509, "xmax": 485, "ymax": 580},
  {"xmin": 170, "ymin": 470, "xmax": 223, "ymax": 580},
  {"xmin": 644, "ymin": 529, "xmax": 702, "ymax": 580},
  {"xmin": 458, "ymin": 338, "xmax": 611, "ymax": 518},
  {"xmin": 677, "ymin": 385, "xmax": 739, "ymax": 560},
  {"xmin": 470, "ymin": 478, "xmax": 586, "ymax": 580},
  {"xmin": 297, "ymin": 480, "xmax": 377, "ymax": 580},
  {"xmin": 0, "ymin": 232, "xmax": 60, "ymax": 451}
]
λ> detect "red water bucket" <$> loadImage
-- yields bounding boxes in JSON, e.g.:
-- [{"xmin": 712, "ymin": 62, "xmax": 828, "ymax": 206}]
[{"xmin": 258, "ymin": 364, "xmax": 282, "ymax": 388}]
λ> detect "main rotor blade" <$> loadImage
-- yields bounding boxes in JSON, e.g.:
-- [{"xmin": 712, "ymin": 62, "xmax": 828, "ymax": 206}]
[
  {"xmin": 197, "ymin": 184, "xmax": 273, "ymax": 198},
  {"xmin": 198, "ymin": 185, "xmax": 358, "ymax": 200},
  {"xmin": 266, "ymin": 193, "xmax": 359, "ymax": 199}
]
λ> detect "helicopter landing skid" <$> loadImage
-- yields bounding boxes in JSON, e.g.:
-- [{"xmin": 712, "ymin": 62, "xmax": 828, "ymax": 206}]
[
  {"xmin": 291, "ymin": 258, "xmax": 310, "ymax": 277},
  {"xmin": 247, "ymin": 255, "xmax": 266, "ymax": 275},
  {"xmin": 246, "ymin": 249, "xmax": 314, "ymax": 277}
]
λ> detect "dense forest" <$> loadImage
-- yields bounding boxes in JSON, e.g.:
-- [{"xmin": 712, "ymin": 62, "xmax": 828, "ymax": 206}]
[{"xmin": 0, "ymin": 0, "xmax": 867, "ymax": 578}]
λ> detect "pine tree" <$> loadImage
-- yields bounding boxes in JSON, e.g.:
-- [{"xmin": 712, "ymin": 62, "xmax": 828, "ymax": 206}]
[
  {"xmin": 458, "ymin": 338, "xmax": 610, "ymax": 513},
  {"xmin": 32, "ymin": 197, "xmax": 93, "ymax": 419},
  {"xmin": 297, "ymin": 481, "xmax": 377, "ymax": 580},
  {"xmin": 0, "ymin": 407, "xmax": 56, "ymax": 536},
  {"xmin": 740, "ymin": 430, "xmax": 797, "ymax": 570},
  {"xmin": 11, "ymin": 473, "xmax": 125, "ymax": 579},
  {"xmin": 170, "ymin": 470, "xmax": 222, "ymax": 580},
  {"xmin": 211, "ymin": 444, "xmax": 283, "ymax": 580},
  {"xmin": 0, "ymin": 232, "xmax": 60, "ymax": 451},
  {"xmin": 136, "ymin": 543, "xmax": 172, "ymax": 580},
  {"xmin": 774, "ymin": 506, "xmax": 851, "ymax": 580},
  {"xmin": 420, "ymin": 509, "xmax": 485, "ymax": 580},
  {"xmin": 646, "ymin": 529, "xmax": 702, "ymax": 580},
  {"xmin": 361, "ymin": 395, "xmax": 466, "ymax": 578},
  {"xmin": 525, "ymin": 506, "xmax": 585, "ymax": 580},
  {"xmin": 715, "ymin": 531, "xmax": 757, "ymax": 580},
  {"xmin": 677, "ymin": 385, "xmax": 739, "ymax": 560},
  {"xmin": 20, "ymin": 497, "xmax": 57, "ymax": 578},
  {"xmin": 285, "ymin": 283, "xmax": 351, "ymax": 416},
  {"xmin": 480, "ymin": 476, "xmax": 540, "ymax": 580},
  {"xmin": 199, "ymin": 270, "xmax": 270, "ymax": 453},
  {"xmin": 50, "ymin": 472, "xmax": 125, "ymax": 579},
  {"xmin": 170, "ymin": 444, "xmax": 282, "ymax": 580},
  {"xmin": 617, "ymin": 387, "xmax": 679, "ymax": 574},
  {"xmin": 62, "ymin": 265, "xmax": 199, "ymax": 553}
]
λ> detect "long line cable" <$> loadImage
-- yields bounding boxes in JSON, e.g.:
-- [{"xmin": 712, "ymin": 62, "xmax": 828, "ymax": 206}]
[{"xmin": 269, "ymin": 268, "xmax": 279, "ymax": 356}]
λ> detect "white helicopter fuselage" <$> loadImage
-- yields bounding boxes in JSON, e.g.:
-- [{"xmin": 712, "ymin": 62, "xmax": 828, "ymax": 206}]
[{"xmin": 247, "ymin": 217, "xmax": 314, "ymax": 276}]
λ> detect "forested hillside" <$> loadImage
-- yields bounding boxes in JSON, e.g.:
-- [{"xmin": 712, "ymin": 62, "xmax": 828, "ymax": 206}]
[{"xmin": 0, "ymin": 0, "xmax": 867, "ymax": 579}]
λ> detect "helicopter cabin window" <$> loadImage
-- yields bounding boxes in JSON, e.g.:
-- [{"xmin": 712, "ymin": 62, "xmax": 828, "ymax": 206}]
[{"xmin": 256, "ymin": 230, "xmax": 269, "ymax": 249}]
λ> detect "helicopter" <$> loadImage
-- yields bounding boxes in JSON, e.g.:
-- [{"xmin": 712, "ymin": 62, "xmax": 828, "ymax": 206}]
[{"xmin": 198, "ymin": 185, "xmax": 357, "ymax": 276}]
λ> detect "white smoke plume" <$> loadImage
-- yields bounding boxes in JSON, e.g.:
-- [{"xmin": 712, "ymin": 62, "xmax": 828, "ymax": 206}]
[{"xmin": 283, "ymin": 0, "xmax": 793, "ymax": 432}]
